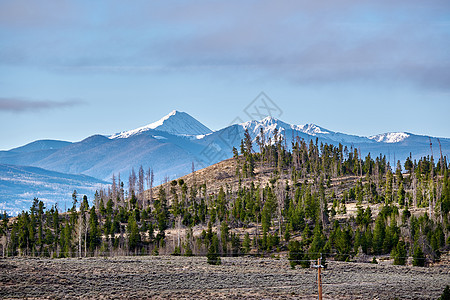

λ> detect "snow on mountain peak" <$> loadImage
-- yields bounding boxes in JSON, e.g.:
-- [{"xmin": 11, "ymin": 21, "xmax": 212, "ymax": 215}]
[
  {"xmin": 110, "ymin": 110, "xmax": 212, "ymax": 139},
  {"xmin": 295, "ymin": 124, "xmax": 330, "ymax": 136},
  {"xmin": 261, "ymin": 116, "xmax": 277, "ymax": 123},
  {"xmin": 369, "ymin": 132, "xmax": 410, "ymax": 143},
  {"xmin": 237, "ymin": 116, "xmax": 375, "ymax": 145},
  {"xmin": 240, "ymin": 116, "xmax": 287, "ymax": 136},
  {"xmin": 240, "ymin": 117, "xmax": 334, "ymax": 139}
]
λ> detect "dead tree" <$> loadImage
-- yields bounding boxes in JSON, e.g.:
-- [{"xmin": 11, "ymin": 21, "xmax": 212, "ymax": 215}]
[
  {"xmin": 438, "ymin": 139, "xmax": 444, "ymax": 174},
  {"xmin": 412, "ymin": 164, "xmax": 417, "ymax": 208},
  {"xmin": 359, "ymin": 147, "xmax": 363, "ymax": 178},
  {"xmin": 276, "ymin": 181, "xmax": 285, "ymax": 237},
  {"xmin": 111, "ymin": 174, "xmax": 117, "ymax": 207},
  {"xmin": 77, "ymin": 210, "xmax": 84, "ymax": 257},
  {"xmin": 138, "ymin": 166, "xmax": 145, "ymax": 200},
  {"xmin": 118, "ymin": 173, "xmax": 123, "ymax": 206},
  {"xmin": 146, "ymin": 168, "xmax": 154, "ymax": 208},
  {"xmin": 429, "ymin": 138, "xmax": 435, "ymax": 219},
  {"xmin": 128, "ymin": 168, "xmax": 137, "ymax": 199}
]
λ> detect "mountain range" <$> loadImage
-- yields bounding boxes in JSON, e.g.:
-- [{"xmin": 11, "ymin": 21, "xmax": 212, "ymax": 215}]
[{"xmin": 1, "ymin": 110, "xmax": 449, "ymax": 215}]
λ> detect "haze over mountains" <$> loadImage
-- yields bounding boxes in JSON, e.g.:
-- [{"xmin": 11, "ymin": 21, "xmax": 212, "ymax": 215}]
[{"xmin": 1, "ymin": 110, "xmax": 449, "ymax": 215}]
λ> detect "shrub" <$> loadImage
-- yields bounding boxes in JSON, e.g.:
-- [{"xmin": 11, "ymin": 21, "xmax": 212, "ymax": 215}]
[{"xmin": 438, "ymin": 285, "xmax": 450, "ymax": 300}]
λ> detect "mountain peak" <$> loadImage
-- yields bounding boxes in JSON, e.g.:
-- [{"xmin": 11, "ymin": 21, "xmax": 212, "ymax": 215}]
[
  {"xmin": 261, "ymin": 116, "xmax": 277, "ymax": 123},
  {"xmin": 296, "ymin": 123, "xmax": 331, "ymax": 136},
  {"xmin": 110, "ymin": 110, "xmax": 212, "ymax": 139},
  {"xmin": 369, "ymin": 132, "xmax": 410, "ymax": 143}
]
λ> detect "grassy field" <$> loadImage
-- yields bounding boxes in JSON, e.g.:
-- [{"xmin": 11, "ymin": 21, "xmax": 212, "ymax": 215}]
[{"xmin": 1, "ymin": 255, "xmax": 449, "ymax": 299}]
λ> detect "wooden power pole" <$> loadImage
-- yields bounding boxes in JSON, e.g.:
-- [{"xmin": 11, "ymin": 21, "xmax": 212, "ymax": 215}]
[{"xmin": 312, "ymin": 254, "xmax": 324, "ymax": 300}]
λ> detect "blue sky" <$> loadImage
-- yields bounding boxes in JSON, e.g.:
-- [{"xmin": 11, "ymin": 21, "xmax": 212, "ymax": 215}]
[{"xmin": 1, "ymin": 0, "xmax": 449, "ymax": 150}]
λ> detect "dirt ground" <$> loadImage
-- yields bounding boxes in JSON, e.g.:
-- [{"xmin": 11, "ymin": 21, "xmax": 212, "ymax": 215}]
[{"xmin": 1, "ymin": 256, "xmax": 449, "ymax": 299}]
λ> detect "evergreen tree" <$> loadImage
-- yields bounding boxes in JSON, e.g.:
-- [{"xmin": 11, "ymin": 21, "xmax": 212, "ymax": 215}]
[
  {"xmin": 127, "ymin": 214, "xmax": 140, "ymax": 252},
  {"xmin": 373, "ymin": 216, "xmax": 385, "ymax": 254},
  {"xmin": 309, "ymin": 222, "xmax": 326, "ymax": 260},
  {"xmin": 397, "ymin": 183, "xmax": 406, "ymax": 206},
  {"xmin": 412, "ymin": 244, "xmax": 426, "ymax": 267},
  {"xmin": 220, "ymin": 221, "xmax": 229, "ymax": 254},
  {"xmin": 88, "ymin": 207, "xmax": 100, "ymax": 254},
  {"xmin": 243, "ymin": 232, "xmax": 251, "ymax": 254},
  {"xmin": 207, "ymin": 234, "xmax": 221, "ymax": 265},
  {"xmin": 392, "ymin": 240, "xmax": 407, "ymax": 265},
  {"xmin": 288, "ymin": 240, "xmax": 308, "ymax": 269}
]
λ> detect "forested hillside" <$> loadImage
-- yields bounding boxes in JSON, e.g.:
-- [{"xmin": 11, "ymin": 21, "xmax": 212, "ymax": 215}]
[{"xmin": 1, "ymin": 129, "xmax": 449, "ymax": 267}]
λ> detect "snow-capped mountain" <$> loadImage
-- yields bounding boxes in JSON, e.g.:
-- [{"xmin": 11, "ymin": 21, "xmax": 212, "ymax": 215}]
[
  {"xmin": 1, "ymin": 110, "xmax": 449, "ymax": 215},
  {"xmin": 110, "ymin": 110, "xmax": 212, "ymax": 139},
  {"xmin": 369, "ymin": 132, "xmax": 411, "ymax": 143},
  {"xmin": 238, "ymin": 117, "xmax": 448, "ymax": 160},
  {"xmin": 240, "ymin": 116, "xmax": 375, "ymax": 145}
]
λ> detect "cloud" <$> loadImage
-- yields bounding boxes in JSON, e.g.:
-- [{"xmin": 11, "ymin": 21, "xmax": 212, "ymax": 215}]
[
  {"xmin": 0, "ymin": 0, "xmax": 77, "ymax": 28},
  {"xmin": 144, "ymin": 1, "xmax": 450, "ymax": 90},
  {"xmin": 0, "ymin": 98, "xmax": 85, "ymax": 113},
  {"xmin": 1, "ymin": 1, "xmax": 449, "ymax": 90}
]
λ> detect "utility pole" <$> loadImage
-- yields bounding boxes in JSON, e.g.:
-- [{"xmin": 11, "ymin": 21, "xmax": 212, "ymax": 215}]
[{"xmin": 312, "ymin": 254, "xmax": 324, "ymax": 300}]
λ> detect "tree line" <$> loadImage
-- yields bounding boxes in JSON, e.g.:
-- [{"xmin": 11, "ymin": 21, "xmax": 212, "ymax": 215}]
[{"xmin": 1, "ymin": 129, "xmax": 449, "ymax": 267}]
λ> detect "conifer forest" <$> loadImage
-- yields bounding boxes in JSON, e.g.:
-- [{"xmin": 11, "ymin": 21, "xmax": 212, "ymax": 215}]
[{"xmin": 1, "ymin": 129, "xmax": 449, "ymax": 270}]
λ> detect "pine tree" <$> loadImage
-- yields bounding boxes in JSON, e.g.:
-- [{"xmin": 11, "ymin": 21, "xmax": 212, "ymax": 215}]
[
  {"xmin": 88, "ymin": 207, "xmax": 100, "ymax": 254},
  {"xmin": 412, "ymin": 244, "xmax": 426, "ymax": 267},
  {"xmin": 127, "ymin": 214, "xmax": 140, "ymax": 252},
  {"xmin": 243, "ymin": 232, "xmax": 251, "ymax": 254},
  {"xmin": 373, "ymin": 216, "xmax": 385, "ymax": 254},
  {"xmin": 392, "ymin": 240, "xmax": 407, "ymax": 265},
  {"xmin": 397, "ymin": 183, "xmax": 406, "ymax": 206},
  {"xmin": 207, "ymin": 234, "xmax": 221, "ymax": 265},
  {"xmin": 220, "ymin": 221, "xmax": 229, "ymax": 254},
  {"xmin": 288, "ymin": 240, "xmax": 310, "ymax": 268},
  {"xmin": 288, "ymin": 240, "xmax": 303, "ymax": 269},
  {"xmin": 309, "ymin": 222, "xmax": 326, "ymax": 260},
  {"xmin": 72, "ymin": 190, "xmax": 78, "ymax": 211}
]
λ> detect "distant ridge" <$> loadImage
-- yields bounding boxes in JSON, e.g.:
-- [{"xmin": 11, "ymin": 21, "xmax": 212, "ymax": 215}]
[
  {"xmin": 9, "ymin": 140, "xmax": 72, "ymax": 153},
  {"xmin": 1, "ymin": 110, "xmax": 449, "ymax": 214}
]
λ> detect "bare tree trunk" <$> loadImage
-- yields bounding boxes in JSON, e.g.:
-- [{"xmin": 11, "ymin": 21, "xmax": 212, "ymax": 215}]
[
  {"xmin": 412, "ymin": 170, "xmax": 417, "ymax": 208},
  {"xmin": 276, "ymin": 182, "xmax": 284, "ymax": 237},
  {"xmin": 177, "ymin": 215, "xmax": 181, "ymax": 248},
  {"xmin": 84, "ymin": 213, "xmax": 88, "ymax": 257},
  {"xmin": 359, "ymin": 148, "xmax": 363, "ymax": 178},
  {"xmin": 150, "ymin": 169, "xmax": 154, "ymax": 205},
  {"xmin": 78, "ymin": 213, "xmax": 83, "ymax": 258},
  {"xmin": 438, "ymin": 139, "xmax": 444, "ymax": 175}
]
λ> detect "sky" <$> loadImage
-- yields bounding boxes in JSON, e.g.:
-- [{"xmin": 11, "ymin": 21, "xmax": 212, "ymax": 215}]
[{"xmin": 1, "ymin": 0, "xmax": 449, "ymax": 150}]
